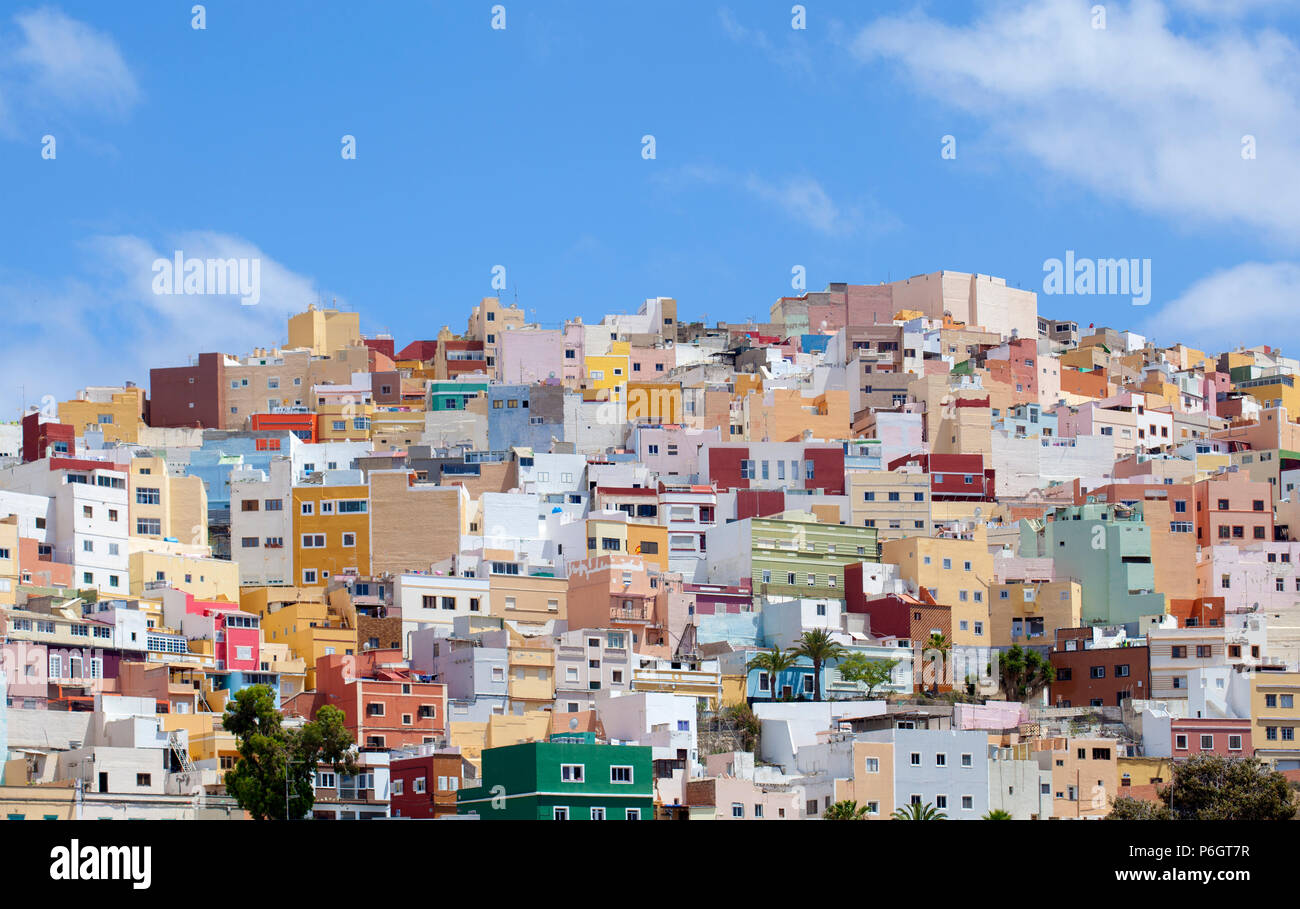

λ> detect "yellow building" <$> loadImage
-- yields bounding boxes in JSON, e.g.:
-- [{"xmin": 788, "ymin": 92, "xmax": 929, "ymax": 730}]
[
  {"xmin": 881, "ymin": 527, "xmax": 993, "ymax": 647},
  {"xmin": 586, "ymin": 341, "xmax": 631, "ymax": 402},
  {"xmin": 582, "ymin": 515, "xmax": 669, "ymax": 572},
  {"xmin": 314, "ymin": 401, "xmax": 375, "ymax": 443},
  {"xmin": 1250, "ymin": 670, "xmax": 1300, "ymax": 765},
  {"xmin": 988, "ymin": 578, "xmax": 1082, "ymax": 648},
  {"xmin": 626, "ymin": 381, "xmax": 683, "ymax": 424},
  {"xmin": 58, "ymin": 386, "xmax": 147, "ymax": 443},
  {"xmin": 128, "ymin": 550, "xmax": 239, "ymax": 601},
  {"xmin": 507, "ymin": 627, "xmax": 556, "ymax": 714},
  {"xmin": 1117, "ymin": 755, "xmax": 1173, "ymax": 791},
  {"xmin": 1236, "ymin": 375, "xmax": 1300, "ymax": 415},
  {"xmin": 448, "ymin": 712, "xmax": 551, "ymax": 770},
  {"xmin": 250, "ymin": 593, "xmax": 357, "ymax": 690},
  {"xmin": 292, "ymin": 482, "xmax": 371, "ymax": 585},
  {"xmin": 288, "ymin": 305, "xmax": 361, "ymax": 356}
]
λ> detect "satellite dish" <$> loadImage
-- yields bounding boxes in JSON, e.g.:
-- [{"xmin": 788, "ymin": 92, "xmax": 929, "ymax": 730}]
[{"xmin": 569, "ymin": 717, "xmax": 579, "ymax": 730}]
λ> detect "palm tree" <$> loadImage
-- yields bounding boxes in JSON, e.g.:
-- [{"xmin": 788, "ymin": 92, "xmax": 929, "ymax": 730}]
[
  {"xmin": 982, "ymin": 809, "xmax": 1013, "ymax": 820},
  {"xmin": 891, "ymin": 801, "xmax": 947, "ymax": 821},
  {"xmin": 746, "ymin": 646, "xmax": 798, "ymax": 702},
  {"xmin": 794, "ymin": 629, "xmax": 846, "ymax": 702},
  {"xmin": 921, "ymin": 632, "xmax": 951, "ymax": 695},
  {"xmin": 998, "ymin": 644, "xmax": 1056, "ymax": 702},
  {"xmin": 823, "ymin": 800, "xmax": 872, "ymax": 820}
]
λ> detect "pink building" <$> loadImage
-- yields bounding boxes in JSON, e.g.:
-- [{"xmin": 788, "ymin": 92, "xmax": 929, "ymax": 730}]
[
  {"xmin": 562, "ymin": 321, "xmax": 586, "ymax": 385},
  {"xmin": 161, "ymin": 589, "xmax": 260, "ymax": 672},
  {"xmin": 634, "ymin": 425, "xmax": 720, "ymax": 478},
  {"xmin": 497, "ymin": 328, "xmax": 565, "ymax": 385},
  {"xmin": 1171, "ymin": 717, "xmax": 1251, "ymax": 759},
  {"xmin": 629, "ymin": 345, "xmax": 675, "ymax": 380}
]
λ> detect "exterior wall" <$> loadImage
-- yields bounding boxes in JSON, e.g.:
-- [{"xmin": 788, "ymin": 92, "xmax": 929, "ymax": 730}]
[
  {"xmin": 1049, "ymin": 644, "xmax": 1150, "ymax": 708},
  {"xmin": 368, "ymin": 472, "xmax": 463, "ymax": 576},
  {"xmin": 457, "ymin": 741, "xmax": 654, "ymax": 820},
  {"xmin": 291, "ymin": 481, "xmax": 371, "ymax": 586}
]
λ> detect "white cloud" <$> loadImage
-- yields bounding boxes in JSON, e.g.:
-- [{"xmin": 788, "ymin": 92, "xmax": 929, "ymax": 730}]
[
  {"xmin": 1140, "ymin": 261, "xmax": 1300, "ymax": 351},
  {"xmin": 0, "ymin": 232, "xmax": 342, "ymax": 412},
  {"xmin": 718, "ymin": 7, "xmax": 813, "ymax": 74},
  {"xmin": 664, "ymin": 164, "xmax": 862, "ymax": 236},
  {"xmin": 0, "ymin": 7, "xmax": 138, "ymax": 134},
  {"xmin": 851, "ymin": 0, "xmax": 1300, "ymax": 244}
]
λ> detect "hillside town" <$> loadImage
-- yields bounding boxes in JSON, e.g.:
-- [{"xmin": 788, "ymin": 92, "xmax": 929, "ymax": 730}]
[{"xmin": 1, "ymin": 270, "xmax": 1298, "ymax": 821}]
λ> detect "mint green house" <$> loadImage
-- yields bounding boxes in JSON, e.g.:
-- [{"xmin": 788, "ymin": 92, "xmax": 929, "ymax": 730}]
[
  {"xmin": 430, "ymin": 380, "xmax": 488, "ymax": 411},
  {"xmin": 457, "ymin": 741, "xmax": 654, "ymax": 820},
  {"xmin": 1018, "ymin": 503, "xmax": 1166, "ymax": 627}
]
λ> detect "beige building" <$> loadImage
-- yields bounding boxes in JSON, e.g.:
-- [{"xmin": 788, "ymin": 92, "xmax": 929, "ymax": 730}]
[
  {"xmin": 223, "ymin": 346, "xmax": 370, "ymax": 429},
  {"xmin": 488, "ymin": 568, "xmax": 567, "ymax": 626},
  {"xmin": 850, "ymin": 470, "xmax": 932, "ymax": 540},
  {"xmin": 367, "ymin": 471, "xmax": 466, "ymax": 576},
  {"xmin": 467, "ymin": 297, "xmax": 528, "ymax": 379},
  {"xmin": 129, "ymin": 455, "xmax": 208, "ymax": 546},
  {"xmin": 128, "ymin": 550, "xmax": 240, "ymax": 601},
  {"xmin": 288, "ymin": 305, "xmax": 360, "ymax": 356}
]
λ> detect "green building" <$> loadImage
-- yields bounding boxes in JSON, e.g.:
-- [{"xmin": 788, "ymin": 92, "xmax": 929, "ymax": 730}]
[
  {"xmin": 430, "ymin": 380, "xmax": 488, "ymax": 411},
  {"xmin": 1018, "ymin": 503, "xmax": 1166, "ymax": 627},
  {"xmin": 457, "ymin": 741, "xmax": 654, "ymax": 820},
  {"xmin": 711, "ymin": 514, "xmax": 879, "ymax": 600}
]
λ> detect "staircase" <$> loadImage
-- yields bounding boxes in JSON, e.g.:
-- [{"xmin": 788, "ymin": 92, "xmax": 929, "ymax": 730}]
[{"xmin": 169, "ymin": 731, "xmax": 197, "ymax": 775}]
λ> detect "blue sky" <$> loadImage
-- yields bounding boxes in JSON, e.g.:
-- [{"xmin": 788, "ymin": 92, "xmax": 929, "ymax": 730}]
[{"xmin": 3, "ymin": 0, "xmax": 1300, "ymax": 413}]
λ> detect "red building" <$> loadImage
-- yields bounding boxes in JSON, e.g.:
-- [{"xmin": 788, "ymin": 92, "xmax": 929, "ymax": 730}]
[
  {"xmin": 887, "ymin": 453, "xmax": 995, "ymax": 501},
  {"xmin": 21, "ymin": 412, "xmax": 74, "ymax": 462},
  {"xmin": 311, "ymin": 650, "xmax": 447, "ymax": 751},
  {"xmin": 390, "ymin": 748, "xmax": 470, "ymax": 818},
  {"xmin": 149, "ymin": 351, "xmax": 226, "ymax": 428},
  {"xmin": 250, "ymin": 411, "xmax": 316, "ymax": 442},
  {"xmin": 702, "ymin": 442, "xmax": 845, "ymax": 495},
  {"xmin": 1048, "ymin": 628, "xmax": 1150, "ymax": 708},
  {"xmin": 843, "ymin": 576, "xmax": 951, "ymax": 646}
]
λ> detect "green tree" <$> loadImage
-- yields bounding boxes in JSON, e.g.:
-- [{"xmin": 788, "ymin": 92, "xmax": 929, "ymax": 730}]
[
  {"xmin": 223, "ymin": 684, "xmax": 359, "ymax": 820},
  {"xmin": 891, "ymin": 801, "xmax": 946, "ymax": 820},
  {"xmin": 1157, "ymin": 753, "xmax": 1295, "ymax": 820},
  {"xmin": 837, "ymin": 653, "xmax": 900, "ymax": 698},
  {"xmin": 997, "ymin": 644, "xmax": 1055, "ymax": 702},
  {"xmin": 1105, "ymin": 796, "xmax": 1172, "ymax": 820},
  {"xmin": 746, "ymin": 646, "xmax": 798, "ymax": 702},
  {"xmin": 981, "ymin": 809, "xmax": 1013, "ymax": 820},
  {"xmin": 823, "ymin": 800, "xmax": 872, "ymax": 820},
  {"xmin": 724, "ymin": 702, "xmax": 761, "ymax": 753},
  {"xmin": 793, "ymin": 629, "xmax": 847, "ymax": 702}
]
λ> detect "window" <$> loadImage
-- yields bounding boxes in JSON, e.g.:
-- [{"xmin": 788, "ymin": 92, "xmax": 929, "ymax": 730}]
[
  {"xmin": 935, "ymin": 753, "xmax": 947, "ymax": 766},
  {"xmin": 1200, "ymin": 735, "xmax": 1214, "ymax": 751},
  {"xmin": 561, "ymin": 764, "xmax": 585, "ymax": 782},
  {"xmin": 625, "ymin": 809, "xmax": 641, "ymax": 821},
  {"xmin": 136, "ymin": 773, "xmax": 152, "ymax": 787},
  {"xmin": 731, "ymin": 802, "xmax": 745, "ymax": 818},
  {"xmin": 961, "ymin": 796, "xmax": 973, "ymax": 810},
  {"xmin": 1175, "ymin": 734, "xmax": 1188, "ymax": 750},
  {"xmin": 910, "ymin": 752, "xmax": 921, "ymax": 766},
  {"xmin": 961, "ymin": 753, "xmax": 972, "ymax": 767},
  {"xmin": 610, "ymin": 766, "xmax": 634, "ymax": 784},
  {"xmin": 1228, "ymin": 735, "xmax": 1242, "ymax": 751},
  {"xmin": 136, "ymin": 487, "xmax": 161, "ymax": 505},
  {"xmin": 136, "ymin": 518, "xmax": 161, "ymax": 536}
]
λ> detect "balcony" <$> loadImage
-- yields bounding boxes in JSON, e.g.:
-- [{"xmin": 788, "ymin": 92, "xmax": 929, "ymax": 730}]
[{"xmin": 611, "ymin": 605, "xmax": 650, "ymax": 622}]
